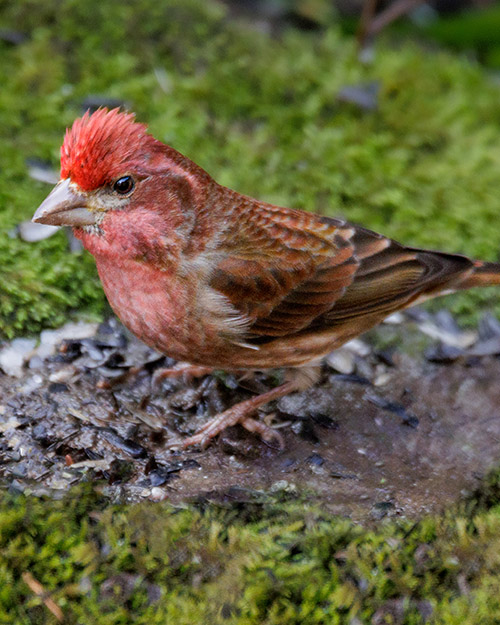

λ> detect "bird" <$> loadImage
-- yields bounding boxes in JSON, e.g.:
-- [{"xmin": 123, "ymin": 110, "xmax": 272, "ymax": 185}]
[{"xmin": 32, "ymin": 108, "xmax": 500, "ymax": 449}]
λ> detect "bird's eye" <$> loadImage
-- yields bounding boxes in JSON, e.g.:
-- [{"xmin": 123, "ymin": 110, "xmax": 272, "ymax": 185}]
[{"xmin": 113, "ymin": 176, "xmax": 135, "ymax": 195}]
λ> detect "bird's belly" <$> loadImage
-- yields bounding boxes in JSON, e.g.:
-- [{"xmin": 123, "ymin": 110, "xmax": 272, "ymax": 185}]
[{"xmin": 95, "ymin": 257, "xmax": 203, "ymax": 362}]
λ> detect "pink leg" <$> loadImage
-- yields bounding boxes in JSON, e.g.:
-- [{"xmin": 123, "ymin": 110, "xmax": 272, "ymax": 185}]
[{"xmin": 177, "ymin": 381, "xmax": 298, "ymax": 450}]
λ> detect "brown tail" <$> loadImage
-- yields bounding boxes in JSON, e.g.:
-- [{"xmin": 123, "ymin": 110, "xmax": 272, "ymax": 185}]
[{"xmin": 458, "ymin": 260, "xmax": 500, "ymax": 290}]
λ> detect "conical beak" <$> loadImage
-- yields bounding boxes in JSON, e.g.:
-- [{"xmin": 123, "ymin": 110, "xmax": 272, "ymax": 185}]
[{"xmin": 32, "ymin": 179, "xmax": 97, "ymax": 227}]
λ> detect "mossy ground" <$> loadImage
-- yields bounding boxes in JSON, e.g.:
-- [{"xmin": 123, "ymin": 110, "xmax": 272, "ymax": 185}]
[
  {"xmin": 2, "ymin": 0, "xmax": 500, "ymax": 337},
  {"xmin": 1, "ymin": 474, "xmax": 500, "ymax": 624},
  {"xmin": 3, "ymin": 1, "xmax": 500, "ymax": 622}
]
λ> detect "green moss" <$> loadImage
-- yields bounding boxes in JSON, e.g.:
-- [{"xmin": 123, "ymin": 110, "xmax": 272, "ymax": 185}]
[
  {"xmin": 2, "ymin": 474, "xmax": 500, "ymax": 623},
  {"xmin": 2, "ymin": 0, "xmax": 500, "ymax": 338}
]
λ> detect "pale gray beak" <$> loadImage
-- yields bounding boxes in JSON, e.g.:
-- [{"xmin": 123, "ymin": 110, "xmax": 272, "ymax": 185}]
[{"xmin": 32, "ymin": 179, "xmax": 96, "ymax": 227}]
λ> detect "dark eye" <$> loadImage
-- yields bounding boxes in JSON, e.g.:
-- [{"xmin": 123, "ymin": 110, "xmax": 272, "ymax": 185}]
[{"xmin": 113, "ymin": 176, "xmax": 135, "ymax": 195}]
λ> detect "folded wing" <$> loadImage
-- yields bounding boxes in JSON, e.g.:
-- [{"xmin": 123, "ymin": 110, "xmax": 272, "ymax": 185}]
[{"xmin": 209, "ymin": 207, "xmax": 474, "ymax": 342}]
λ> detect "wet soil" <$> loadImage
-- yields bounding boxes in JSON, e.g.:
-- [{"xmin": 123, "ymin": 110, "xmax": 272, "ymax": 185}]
[{"xmin": 1, "ymin": 313, "xmax": 500, "ymax": 522}]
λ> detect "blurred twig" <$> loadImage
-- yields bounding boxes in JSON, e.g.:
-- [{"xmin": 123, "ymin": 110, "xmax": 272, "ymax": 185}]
[
  {"xmin": 22, "ymin": 572, "xmax": 64, "ymax": 622},
  {"xmin": 358, "ymin": 0, "xmax": 425, "ymax": 49},
  {"xmin": 357, "ymin": 0, "xmax": 379, "ymax": 48}
]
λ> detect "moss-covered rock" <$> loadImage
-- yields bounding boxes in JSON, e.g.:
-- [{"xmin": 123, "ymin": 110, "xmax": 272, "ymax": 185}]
[{"xmin": 2, "ymin": 0, "xmax": 500, "ymax": 336}]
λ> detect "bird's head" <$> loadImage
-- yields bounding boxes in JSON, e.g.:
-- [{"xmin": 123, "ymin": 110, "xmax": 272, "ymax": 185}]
[{"xmin": 32, "ymin": 109, "xmax": 212, "ymax": 258}]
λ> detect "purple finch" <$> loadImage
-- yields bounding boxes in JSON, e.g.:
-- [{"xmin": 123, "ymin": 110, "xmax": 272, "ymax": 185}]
[{"xmin": 33, "ymin": 109, "xmax": 500, "ymax": 448}]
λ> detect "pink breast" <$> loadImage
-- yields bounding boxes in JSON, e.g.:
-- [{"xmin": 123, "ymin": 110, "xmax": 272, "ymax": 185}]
[{"xmin": 95, "ymin": 256, "xmax": 193, "ymax": 361}]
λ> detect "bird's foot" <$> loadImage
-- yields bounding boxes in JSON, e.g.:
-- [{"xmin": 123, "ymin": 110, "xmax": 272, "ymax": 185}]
[
  {"xmin": 179, "ymin": 410, "xmax": 284, "ymax": 450},
  {"xmin": 172, "ymin": 380, "xmax": 297, "ymax": 450}
]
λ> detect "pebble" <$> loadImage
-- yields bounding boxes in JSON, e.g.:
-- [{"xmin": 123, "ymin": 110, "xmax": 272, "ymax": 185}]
[
  {"xmin": 373, "ymin": 365, "xmax": 392, "ymax": 387},
  {"xmin": 270, "ymin": 480, "xmax": 297, "ymax": 494},
  {"xmin": 325, "ymin": 348, "xmax": 355, "ymax": 374},
  {"xmin": 0, "ymin": 418, "xmax": 21, "ymax": 433},
  {"xmin": 468, "ymin": 337, "xmax": 500, "ymax": 357},
  {"xmin": 344, "ymin": 338, "xmax": 371, "ymax": 357},
  {"xmin": 49, "ymin": 366, "xmax": 77, "ymax": 383},
  {"xmin": 478, "ymin": 312, "xmax": 500, "ymax": 341},
  {"xmin": 384, "ymin": 312, "xmax": 404, "ymax": 325},
  {"xmin": 150, "ymin": 487, "xmax": 168, "ymax": 501},
  {"xmin": 337, "ymin": 81, "xmax": 379, "ymax": 111},
  {"xmin": 373, "ymin": 372, "xmax": 392, "ymax": 387},
  {"xmin": 36, "ymin": 322, "xmax": 99, "ymax": 360},
  {"xmin": 417, "ymin": 320, "xmax": 476, "ymax": 348},
  {"xmin": 0, "ymin": 338, "xmax": 36, "ymax": 377}
]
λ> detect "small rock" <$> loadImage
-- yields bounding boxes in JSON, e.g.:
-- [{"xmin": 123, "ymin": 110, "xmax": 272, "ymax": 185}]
[
  {"xmin": 418, "ymin": 320, "xmax": 476, "ymax": 349},
  {"xmin": 366, "ymin": 393, "xmax": 419, "ymax": 427},
  {"xmin": 0, "ymin": 29, "xmax": 27, "ymax": 45},
  {"xmin": 306, "ymin": 452, "xmax": 325, "ymax": 467},
  {"xmin": 98, "ymin": 428, "xmax": 147, "ymax": 458},
  {"xmin": 0, "ymin": 418, "xmax": 22, "ymax": 434},
  {"xmin": 405, "ymin": 307, "xmax": 432, "ymax": 323},
  {"xmin": 434, "ymin": 309, "xmax": 461, "ymax": 335},
  {"xmin": 478, "ymin": 313, "xmax": 500, "ymax": 341},
  {"xmin": 278, "ymin": 388, "xmax": 339, "ymax": 425},
  {"xmin": 37, "ymin": 322, "xmax": 99, "ymax": 360},
  {"xmin": 337, "ymin": 81, "xmax": 379, "ymax": 111},
  {"xmin": 425, "ymin": 342, "xmax": 464, "ymax": 363},
  {"xmin": 384, "ymin": 312, "xmax": 404, "ymax": 325},
  {"xmin": 344, "ymin": 338, "xmax": 371, "ymax": 357},
  {"xmin": 468, "ymin": 337, "xmax": 500, "ymax": 357},
  {"xmin": 0, "ymin": 338, "xmax": 36, "ymax": 377},
  {"xmin": 355, "ymin": 358, "xmax": 373, "ymax": 381},
  {"xmin": 150, "ymin": 487, "xmax": 168, "ymax": 501},
  {"xmin": 373, "ymin": 366, "xmax": 392, "ymax": 387},
  {"xmin": 28, "ymin": 355, "xmax": 44, "ymax": 369},
  {"xmin": 326, "ymin": 348, "xmax": 355, "ymax": 374},
  {"xmin": 49, "ymin": 366, "xmax": 77, "ymax": 383},
  {"xmin": 270, "ymin": 480, "xmax": 297, "ymax": 494},
  {"xmin": 48, "ymin": 382, "xmax": 68, "ymax": 393}
]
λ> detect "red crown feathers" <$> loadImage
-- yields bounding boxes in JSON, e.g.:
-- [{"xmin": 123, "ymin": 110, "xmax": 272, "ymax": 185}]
[{"xmin": 60, "ymin": 108, "xmax": 153, "ymax": 190}]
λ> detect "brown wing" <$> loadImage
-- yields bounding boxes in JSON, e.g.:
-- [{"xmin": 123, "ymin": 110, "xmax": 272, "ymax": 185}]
[
  {"xmin": 322, "ymin": 226, "xmax": 474, "ymax": 327},
  {"xmin": 210, "ymin": 211, "xmax": 359, "ymax": 337},
  {"xmin": 209, "ymin": 207, "xmax": 474, "ymax": 342}
]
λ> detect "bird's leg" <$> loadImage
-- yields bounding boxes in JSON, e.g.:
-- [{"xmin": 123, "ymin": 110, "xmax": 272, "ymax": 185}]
[
  {"xmin": 100, "ymin": 362, "xmax": 212, "ymax": 391},
  {"xmin": 152, "ymin": 362, "xmax": 213, "ymax": 387},
  {"xmin": 177, "ymin": 365, "xmax": 320, "ymax": 450}
]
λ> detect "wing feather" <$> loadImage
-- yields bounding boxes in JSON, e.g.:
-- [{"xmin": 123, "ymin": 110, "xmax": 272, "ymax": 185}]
[{"xmin": 207, "ymin": 204, "xmax": 474, "ymax": 343}]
